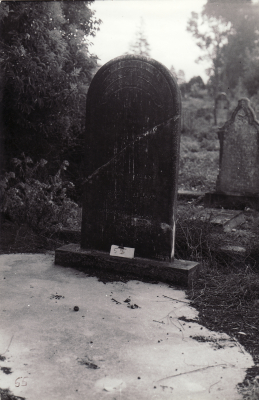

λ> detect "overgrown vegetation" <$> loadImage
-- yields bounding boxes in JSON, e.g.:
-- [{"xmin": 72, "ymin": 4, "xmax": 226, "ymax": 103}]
[
  {"xmin": 174, "ymin": 201, "xmax": 259, "ymax": 397},
  {"xmin": 0, "ymin": 1, "xmax": 101, "ymax": 197},
  {"xmin": 0, "ymin": 154, "xmax": 79, "ymax": 235}
]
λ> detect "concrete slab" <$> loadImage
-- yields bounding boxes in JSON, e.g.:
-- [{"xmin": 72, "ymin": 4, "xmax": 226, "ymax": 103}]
[
  {"xmin": 0, "ymin": 253, "xmax": 254, "ymax": 400},
  {"xmin": 186, "ymin": 207, "xmax": 246, "ymax": 232}
]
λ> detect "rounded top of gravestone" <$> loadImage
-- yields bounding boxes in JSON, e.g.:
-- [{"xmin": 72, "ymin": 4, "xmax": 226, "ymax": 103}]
[
  {"xmin": 93, "ymin": 54, "xmax": 178, "ymax": 86},
  {"xmin": 238, "ymin": 98, "xmax": 250, "ymax": 108},
  {"xmin": 236, "ymin": 98, "xmax": 258, "ymax": 124},
  {"xmin": 216, "ymin": 92, "xmax": 228, "ymax": 100},
  {"xmin": 219, "ymin": 97, "xmax": 259, "ymax": 132},
  {"xmin": 86, "ymin": 54, "xmax": 181, "ymax": 123},
  {"xmin": 84, "ymin": 53, "xmax": 182, "ymax": 179}
]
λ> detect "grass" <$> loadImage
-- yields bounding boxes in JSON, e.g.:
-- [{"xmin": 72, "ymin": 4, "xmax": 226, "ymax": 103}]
[
  {"xmin": 179, "ymin": 134, "xmax": 219, "ymax": 192},
  {"xmin": 179, "ymin": 94, "xmax": 221, "ymax": 192}
]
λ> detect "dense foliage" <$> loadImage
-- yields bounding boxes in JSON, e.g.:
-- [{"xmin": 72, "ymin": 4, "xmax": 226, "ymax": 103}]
[
  {"xmin": 0, "ymin": 154, "xmax": 79, "ymax": 234},
  {"xmin": 0, "ymin": 1, "xmax": 101, "ymax": 198},
  {"xmin": 187, "ymin": 0, "xmax": 259, "ymax": 100}
]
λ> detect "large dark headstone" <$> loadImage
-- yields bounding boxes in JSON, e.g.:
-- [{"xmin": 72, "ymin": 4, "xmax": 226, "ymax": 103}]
[
  {"xmin": 55, "ymin": 55, "xmax": 200, "ymax": 286},
  {"xmin": 81, "ymin": 55, "xmax": 180, "ymax": 261}
]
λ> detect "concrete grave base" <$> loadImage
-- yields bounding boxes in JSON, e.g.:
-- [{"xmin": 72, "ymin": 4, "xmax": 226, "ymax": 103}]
[
  {"xmin": 55, "ymin": 244, "xmax": 200, "ymax": 287},
  {"xmin": 204, "ymin": 192, "xmax": 259, "ymax": 211},
  {"xmin": 0, "ymin": 253, "xmax": 253, "ymax": 400}
]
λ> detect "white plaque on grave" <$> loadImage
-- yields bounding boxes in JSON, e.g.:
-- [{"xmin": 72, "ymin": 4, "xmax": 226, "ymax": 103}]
[{"xmin": 110, "ymin": 245, "xmax": 135, "ymax": 259}]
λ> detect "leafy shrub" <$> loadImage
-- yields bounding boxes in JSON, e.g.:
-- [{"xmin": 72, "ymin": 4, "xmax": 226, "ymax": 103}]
[
  {"xmin": 1, "ymin": 2, "xmax": 100, "ymax": 174},
  {"xmin": 0, "ymin": 154, "xmax": 78, "ymax": 234}
]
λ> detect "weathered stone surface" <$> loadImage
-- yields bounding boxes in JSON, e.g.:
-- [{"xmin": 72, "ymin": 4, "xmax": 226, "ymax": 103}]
[
  {"xmin": 216, "ymin": 98, "xmax": 259, "ymax": 196},
  {"xmin": 55, "ymin": 244, "xmax": 200, "ymax": 287},
  {"xmin": 81, "ymin": 55, "xmax": 181, "ymax": 261}
]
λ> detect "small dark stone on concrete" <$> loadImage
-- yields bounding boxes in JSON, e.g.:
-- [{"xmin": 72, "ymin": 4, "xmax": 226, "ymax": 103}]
[
  {"xmin": 124, "ymin": 298, "xmax": 131, "ymax": 303},
  {"xmin": 74, "ymin": 306, "xmax": 79, "ymax": 311},
  {"xmin": 138, "ymin": 377, "xmax": 141, "ymax": 379}
]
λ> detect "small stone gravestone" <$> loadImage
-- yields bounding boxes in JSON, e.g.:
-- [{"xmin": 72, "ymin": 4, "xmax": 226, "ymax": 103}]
[
  {"xmin": 206, "ymin": 98, "xmax": 259, "ymax": 209},
  {"xmin": 214, "ymin": 92, "xmax": 230, "ymax": 126},
  {"xmin": 55, "ymin": 55, "xmax": 200, "ymax": 286}
]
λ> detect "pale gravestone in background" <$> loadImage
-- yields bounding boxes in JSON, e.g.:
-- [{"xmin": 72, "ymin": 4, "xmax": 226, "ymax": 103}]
[
  {"xmin": 217, "ymin": 98, "xmax": 259, "ymax": 195},
  {"xmin": 214, "ymin": 92, "xmax": 230, "ymax": 126},
  {"xmin": 55, "ymin": 55, "xmax": 200, "ymax": 286},
  {"xmin": 81, "ymin": 55, "xmax": 181, "ymax": 261}
]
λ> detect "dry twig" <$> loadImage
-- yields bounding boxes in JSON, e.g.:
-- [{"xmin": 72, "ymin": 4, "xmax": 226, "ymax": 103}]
[{"xmin": 157, "ymin": 363, "xmax": 228, "ymax": 383}]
